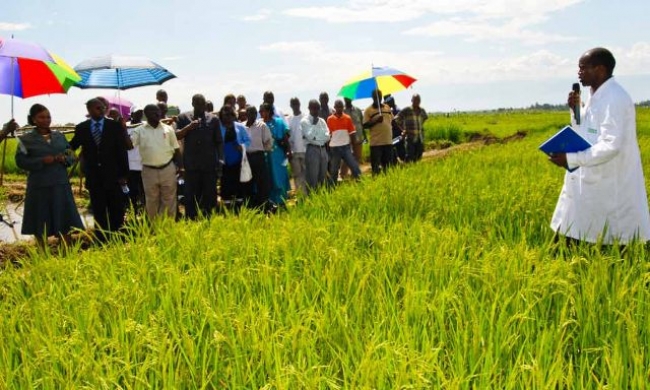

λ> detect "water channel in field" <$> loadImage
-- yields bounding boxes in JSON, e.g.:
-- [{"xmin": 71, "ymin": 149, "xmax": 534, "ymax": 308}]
[{"xmin": 0, "ymin": 202, "xmax": 93, "ymax": 244}]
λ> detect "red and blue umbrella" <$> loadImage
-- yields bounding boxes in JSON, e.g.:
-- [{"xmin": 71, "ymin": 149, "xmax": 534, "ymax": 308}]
[
  {"xmin": 0, "ymin": 36, "xmax": 80, "ymax": 186},
  {"xmin": 0, "ymin": 37, "xmax": 81, "ymax": 99},
  {"xmin": 338, "ymin": 66, "xmax": 417, "ymax": 100}
]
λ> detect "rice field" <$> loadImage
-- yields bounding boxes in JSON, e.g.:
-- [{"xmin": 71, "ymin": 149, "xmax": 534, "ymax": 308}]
[{"xmin": 0, "ymin": 109, "xmax": 649, "ymax": 388}]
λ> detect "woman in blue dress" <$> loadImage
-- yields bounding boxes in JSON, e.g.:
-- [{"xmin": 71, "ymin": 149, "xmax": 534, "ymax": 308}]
[
  {"xmin": 15, "ymin": 104, "xmax": 84, "ymax": 248},
  {"xmin": 259, "ymin": 103, "xmax": 290, "ymax": 207}
]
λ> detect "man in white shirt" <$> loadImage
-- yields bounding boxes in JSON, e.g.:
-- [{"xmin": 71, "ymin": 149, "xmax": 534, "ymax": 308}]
[
  {"xmin": 549, "ymin": 47, "xmax": 650, "ymax": 246},
  {"xmin": 126, "ymin": 106, "xmax": 145, "ymax": 213},
  {"xmin": 131, "ymin": 104, "xmax": 183, "ymax": 221},
  {"xmin": 301, "ymin": 100, "xmax": 330, "ymax": 194},
  {"xmin": 288, "ymin": 97, "xmax": 307, "ymax": 195}
]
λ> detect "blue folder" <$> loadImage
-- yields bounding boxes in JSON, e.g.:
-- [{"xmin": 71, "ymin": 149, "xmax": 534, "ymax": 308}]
[{"xmin": 539, "ymin": 125, "xmax": 592, "ymax": 172}]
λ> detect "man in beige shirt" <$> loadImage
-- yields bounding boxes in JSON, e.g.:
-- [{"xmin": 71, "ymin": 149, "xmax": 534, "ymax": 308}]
[
  {"xmin": 363, "ymin": 89, "xmax": 395, "ymax": 175},
  {"xmin": 131, "ymin": 104, "xmax": 183, "ymax": 221}
]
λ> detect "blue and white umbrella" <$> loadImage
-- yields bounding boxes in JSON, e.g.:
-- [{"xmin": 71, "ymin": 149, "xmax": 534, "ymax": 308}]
[{"xmin": 73, "ymin": 54, "xmax": 176, "ymax": 90}]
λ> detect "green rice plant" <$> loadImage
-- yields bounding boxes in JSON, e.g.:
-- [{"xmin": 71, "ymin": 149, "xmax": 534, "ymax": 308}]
[
  {"xmin": 0, "ymin": 137, "xmax": 19, "ymax": 175},
  {"xmin": 1, "ymin": 109, "xmax": 649, "ymax": 388},
  {"xmin": 424, "ymin": 110, "xmax": 569, "ymax": 143},
  {"xmin": 424, "ymin": 122, "xmax": 464, "ymax": 144}
]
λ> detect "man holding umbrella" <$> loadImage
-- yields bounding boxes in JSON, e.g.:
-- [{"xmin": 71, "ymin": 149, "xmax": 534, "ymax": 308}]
[{"xmin": 363, "ymin": 89, "xmax": 395, "ymax": 175}]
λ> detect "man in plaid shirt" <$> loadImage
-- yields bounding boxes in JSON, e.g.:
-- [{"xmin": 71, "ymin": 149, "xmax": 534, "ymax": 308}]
[{"xmin": 395, "ymin": 94, "xmax": 428, "ymax": 162}]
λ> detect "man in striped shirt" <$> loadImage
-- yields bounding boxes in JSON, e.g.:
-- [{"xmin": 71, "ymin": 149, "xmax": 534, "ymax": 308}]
[{"xmin": 395, "ymin": 94, "xmax": 428, "ymax": 162}]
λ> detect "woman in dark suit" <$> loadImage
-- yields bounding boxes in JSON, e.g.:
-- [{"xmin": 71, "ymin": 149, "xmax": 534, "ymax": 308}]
[{"xmin": 15, "ymin": 104, "xmax": 83, "ymax": 247}]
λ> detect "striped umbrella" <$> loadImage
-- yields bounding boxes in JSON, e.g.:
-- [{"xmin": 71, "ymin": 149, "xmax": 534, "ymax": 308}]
[
  {"xmin": 338, "ymin": 66, "xmax": 417, "ymax": 100},
  {"xmin": 73, "ymin": 54, "xmax": 176, "ymax": 90}
]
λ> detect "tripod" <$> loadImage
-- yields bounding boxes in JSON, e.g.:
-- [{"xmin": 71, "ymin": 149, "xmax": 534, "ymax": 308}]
[
  {"xmin": 0, "ymin": 201, "xmax": 18, "ymax": 241},
  {"xmin": 0, "ymin": 212, "xmax": 14, "ymax": 228}
]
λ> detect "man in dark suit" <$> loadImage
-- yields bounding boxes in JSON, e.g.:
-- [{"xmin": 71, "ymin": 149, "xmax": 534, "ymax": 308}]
[
  {"xmin": 70, "ymin": 98, "xmax": 129, "ymax": 242},
  {"xmin": 176, "ymin": 94, "xmax": 223, "ymax": 219}
]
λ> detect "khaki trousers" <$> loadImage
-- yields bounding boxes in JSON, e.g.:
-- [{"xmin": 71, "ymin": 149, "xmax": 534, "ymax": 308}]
[{"xmin": 141, "ymin": 163, "xmax": 177, "ymax": 220}]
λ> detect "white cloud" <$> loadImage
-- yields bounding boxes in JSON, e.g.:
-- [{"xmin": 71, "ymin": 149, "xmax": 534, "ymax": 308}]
[
  {"xmin": 608, "ymin": 42, "xmax": 650, "ymax": 75},
  {"xmin": 0, "ymin": 22, "xmax": 31, "ymax": 31},
  {"xmin": 242, "ymin": 9, "xmax": 271, "ymax": 22},
  {"xmin": 260, "ymin": 41, "xmax": 325, "ymax": 53},
  {"xmin": 283, "ymin": 4, "xmax": 422, "ymax": 23},
  {"xmin": 283, "ymin": 0, "xmax": 584, "ymax": 45},
  {"xmin": 403, "ymin": 18, "xmax": 580, "ymax": 45},
  {"xmin": 256, "ymin": 40, "xmax": 579, "ymax": 88},
  {"xmin": 283, "ymin": 0, "xmax": 584, "ymax": 23},
  {"xmin": 434, "ymin": 0, "xmax": 584, "ymax": 20}
]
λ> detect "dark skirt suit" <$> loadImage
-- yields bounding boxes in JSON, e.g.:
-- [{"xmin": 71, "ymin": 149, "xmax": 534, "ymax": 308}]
[
  {"xmin": 15, "ymin": 130, "xmax": 84, "ymax": 237},
  {"xmin": 220, "ymin": 122, "xmax": 251, "ymax": 204}
]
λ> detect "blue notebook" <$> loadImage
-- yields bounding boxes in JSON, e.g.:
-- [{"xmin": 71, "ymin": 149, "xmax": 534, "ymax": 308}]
[{"xmin": 539, "ymin": 125, "xmax": 592, "ymax": 172}]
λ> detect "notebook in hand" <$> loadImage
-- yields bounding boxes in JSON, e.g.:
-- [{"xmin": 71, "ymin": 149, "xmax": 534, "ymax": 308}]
[{"xmin": 539, "ymin": 125, "xmax": 592, "ymax": 172}]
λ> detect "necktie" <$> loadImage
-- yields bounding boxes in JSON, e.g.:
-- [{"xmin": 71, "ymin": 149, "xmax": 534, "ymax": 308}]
[{"xmin": 92, "ymin": 122, "xmax": 102, "ymax": 146}]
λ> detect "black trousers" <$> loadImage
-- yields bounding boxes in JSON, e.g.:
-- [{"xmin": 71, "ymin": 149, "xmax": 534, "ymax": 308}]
[
  {"xmin": 405, "ymin": 138, "xmax": 424, "ymax": 162},
  {"xmin": 246, "ymin": 151, "xmax": 271, "ymax": 209},
  {"xmin": 370, "ymin": 145, "xmax": 395, "ymax": 175},
  {"xmin": 88, "ymin": 183, "xmax": 126, "ymax": 242},
  {"xmin": 127, "ymin": 170, "xmax": 145, "ymax": 211},
  {"xmin": 393, "ymin": 140, "xmax": 406, "ymax": 163},
  {"xmin": 184, "ymin": 170, "xmax": 218, "ymax": 219},
  {"xmin": 220, "ymin": 164, "xmax": 245, "ymax": 201}
]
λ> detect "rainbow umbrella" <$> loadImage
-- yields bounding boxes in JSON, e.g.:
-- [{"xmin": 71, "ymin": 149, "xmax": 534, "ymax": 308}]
[
  {"xmin": 0, "ymin": 37, "xmax": 80, "ymax": 99},
  {"xmin": 338, "ymin": 66, "xmax": 417, "ymax": 100},
  {"xmin": 0, "ymin": 36, "xmax": 80, "ymax": 184},
  {"xmin": 0, "ymin": 53, "xmax": 80, "ymax": 98}
]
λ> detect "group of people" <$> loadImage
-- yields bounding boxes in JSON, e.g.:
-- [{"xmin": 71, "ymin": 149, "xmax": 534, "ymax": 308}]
[
  {"xmin": 4, "ymin": 46, "xmax": 650, "ymax": 251},
  {"xmin": 2, "ymin": 87, "xmax": 429, "ymax": 247}
]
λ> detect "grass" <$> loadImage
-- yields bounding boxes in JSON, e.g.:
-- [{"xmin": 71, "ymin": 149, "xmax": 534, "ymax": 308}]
[
  {"xmin": 424, "ymin": 110, "xmax": 569, "ymax": 145},
  {"xmin": 1, "ymin": 108, "xmax": 649, "ymax": 388}
]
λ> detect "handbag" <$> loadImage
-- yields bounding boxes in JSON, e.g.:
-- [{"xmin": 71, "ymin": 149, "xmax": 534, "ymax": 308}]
[{"xmin": 240, "ymin": 145, "xmax": 252, "ymax": 183}]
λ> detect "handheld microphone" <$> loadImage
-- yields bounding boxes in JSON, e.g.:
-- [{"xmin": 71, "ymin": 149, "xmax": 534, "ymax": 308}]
[{"xmin": 572, "ymin": 83, "xmax": 581, "ymax": 125}]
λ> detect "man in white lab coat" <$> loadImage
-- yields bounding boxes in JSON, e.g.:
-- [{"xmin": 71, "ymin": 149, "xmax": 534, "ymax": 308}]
[{"xmin": 549, "ymin": 47, "xmax": 650, "ymax": 245}]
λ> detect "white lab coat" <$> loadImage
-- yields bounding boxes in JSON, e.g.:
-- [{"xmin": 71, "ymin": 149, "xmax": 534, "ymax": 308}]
[{"xmin": 551, "ymin": 77, "xmax": 650, "ymax": 244}]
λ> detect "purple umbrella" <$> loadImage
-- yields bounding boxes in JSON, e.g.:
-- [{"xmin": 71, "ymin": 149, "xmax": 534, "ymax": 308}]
[{"xmin": 102, "ymin": 95, "xmax": 133, "ymax": 119}]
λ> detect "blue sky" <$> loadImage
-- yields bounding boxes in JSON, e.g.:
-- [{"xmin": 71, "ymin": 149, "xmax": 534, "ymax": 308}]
[{"xmin": 1, "ymin": 0, "xmax": 650, "ymax": 124}]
